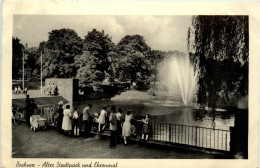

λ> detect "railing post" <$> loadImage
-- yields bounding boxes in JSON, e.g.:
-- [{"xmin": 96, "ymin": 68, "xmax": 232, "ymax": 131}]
[
  {"xmin": 175, "ymin": 125, "xmax": 177, "ymax": 143},
  {"xmin": 182, "ymin": 125, "xmax": 184, "ymax": 143},
  {"xmin": 188, "ymin": 126, "xmax": 190, "ymax": 145},
  {"xmin": 225, "ymin": 131, "xmax": 227, "ymax": 151},
  {"xmin": 159, "ymin": 123, "xmax": 162, "ymax": 141},
  {"xmin": 169, "ymin": 124, "xmax": 172, "ymax": 142},
  {"xmin": 195, "ymin": 126, "xmax": 198, "ymax": 146},
  {"xmin": 210, "ymin": 129, "xmax": 211, "ymax": 148}
]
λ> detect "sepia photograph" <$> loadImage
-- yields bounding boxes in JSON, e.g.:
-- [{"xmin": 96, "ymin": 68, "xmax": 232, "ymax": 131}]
[
  {"xmin": 1, "ymin": 1, "xmax": 259, "ymax": 168},
  {"xmin": 11, "ymin": 15, "xmax": 248, "ymax": 159}
]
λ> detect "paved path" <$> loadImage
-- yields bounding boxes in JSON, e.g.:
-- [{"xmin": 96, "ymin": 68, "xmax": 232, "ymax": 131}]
[
  {"xmin": 12, "ymin": 90, "xmax": 50, "ymax": 99},
  {"xmin": 12, "ymin": 123, "xmax": 229, "ymax": 159}
]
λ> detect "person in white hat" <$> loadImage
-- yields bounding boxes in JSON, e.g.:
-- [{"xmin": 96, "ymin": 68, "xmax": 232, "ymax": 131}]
[
  {"xmin": 57, "ymin": 101, "xmax": 64, "ymax": 134},
  {"xmin": 98, "ymin": 106, "xmax": 107, "ymax": 133}
]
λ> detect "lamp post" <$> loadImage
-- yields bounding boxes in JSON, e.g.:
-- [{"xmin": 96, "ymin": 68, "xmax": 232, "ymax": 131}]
[
  {"xmin": 22, "ymin": 50, "xmax": 25, "ymax": 90},
  {"xmin": 41, "ymin": 51, "xmax": 43, "ymax": 94}
]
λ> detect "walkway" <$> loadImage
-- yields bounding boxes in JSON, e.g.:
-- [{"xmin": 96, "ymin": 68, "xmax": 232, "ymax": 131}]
[
  {"xmin": 12, "ymin": 123, "xmax": 230, "ymax": 159},
  {"xmin": 12, "ymin": 90, "xmax": 49, "ymax": 99}
]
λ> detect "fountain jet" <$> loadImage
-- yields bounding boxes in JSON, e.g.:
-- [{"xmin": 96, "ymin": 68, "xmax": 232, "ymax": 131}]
[{"xmin": 158, "ymin": 54, "xmax": 197, "ymax": 105}]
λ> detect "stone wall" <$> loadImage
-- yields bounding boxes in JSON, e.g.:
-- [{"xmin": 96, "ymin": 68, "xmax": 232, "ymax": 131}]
[{"xmin": 45, "ymin": 78, "xmax": 79, "ymax": 104}]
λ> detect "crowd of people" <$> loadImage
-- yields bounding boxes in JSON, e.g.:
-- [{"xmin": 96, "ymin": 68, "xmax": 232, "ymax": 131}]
[
  {"xmin": 15, "ymin": 93, "xmax": 151, "ymax": 149},
  {"xmin": 44, "ymin": 83, "xmax": 58, "ymax": 96},
  {"xmin": 13, "ymin": 86, "xmax": 28, "ymax": 94},
  {"xmin": 51, "ymin": 101, "xmax": 151, "ymax": 149}
]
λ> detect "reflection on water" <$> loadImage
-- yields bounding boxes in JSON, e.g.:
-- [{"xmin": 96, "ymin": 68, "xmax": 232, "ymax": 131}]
[{"xmin": 74, "ymin": 99, "xmax": 234, "ymax": 130}]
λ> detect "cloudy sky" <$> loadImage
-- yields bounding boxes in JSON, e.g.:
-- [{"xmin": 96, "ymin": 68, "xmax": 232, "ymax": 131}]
[{"xmin": 14, "ymin": 15, "xmax": 192, "ymax": 52}]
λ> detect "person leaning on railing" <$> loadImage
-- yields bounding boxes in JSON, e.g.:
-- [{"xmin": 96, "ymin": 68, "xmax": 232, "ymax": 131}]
[
  {"xmin": 62, "ymin": 105, "xmax": 72, "ymax": 136},
  {"xmin": 116, "ymin": 108, "xmax": 123, "ymax": 142},
  {"xmin": 135, "ymin": 113, "xmax": 150, "ymax": 141},
  {"xmin": 72, "ymin": 108, "xmax": 80, "ymax": 137},
  {"xmin": 25, "ymin": 99, "xmax": 38, "ymax": 127},
  {"xmin": 98, "ymin": 106, "xmax": 107, "ymax": 133},
  {"xmin": 82, "ymin": 104, "xmax": 93, "ymax": 138},
  {"xmin": 109, "ymin": 105, "xmax": 117, "ymax": 149},
  {"xmin": 49, "ymin": 104, "xmax": 56, "ymax": 126},
  {"xmin": 122, "ymin": 111, "xmax": 133, "ymax": 145},
  {"xmin": 141, "ymin": 113, "xmax": 150, "ymax": 141},
  {"xmin": 56, "ymin": 101, "xmax": 64, "ymax": 134}
]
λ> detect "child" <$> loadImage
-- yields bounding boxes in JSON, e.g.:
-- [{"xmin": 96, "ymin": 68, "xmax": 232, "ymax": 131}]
[
  {"xmin": 93, "ymin": 112, "xmax": 99, "ymax": 132},
  {"xmin": 141, "ymin": 113, "xmax": 150, "ymax": 141},
  {"xmin": 72, "ymin": 108, "xmax": 80, "ymax": 137},
  {"xmin": 50, "ymin": 104, "xmax": 56, "ymax": 126}
]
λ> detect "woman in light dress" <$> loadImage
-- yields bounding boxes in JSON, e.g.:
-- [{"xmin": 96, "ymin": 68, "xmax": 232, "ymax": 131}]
[
  {"xmin": 14, "ymin": 86, "xmax": 17, "ymax": 94},
  {"xmin": 62, "ymin": 105, "xmax": 72, "ymax": 136},
  {"xmin": 122, "ymin": 111, "xmax": 133, "ymax": 145},
  {"xmin": 18, "ymin": 86, "xmax": 21, "ymax": 94},
  {"xmin": 98, "ymin": 106, "xmax": 107, "ymax": 133},
  {"xmin": 51, "ymin": 83, "xmax": 55, "ymax": 96}
]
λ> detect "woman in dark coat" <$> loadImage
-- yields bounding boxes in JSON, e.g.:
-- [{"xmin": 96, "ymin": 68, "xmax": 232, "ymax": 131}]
[{"xmin": 57, "ymin": 101, "xmax": 64, "ymax": 134}]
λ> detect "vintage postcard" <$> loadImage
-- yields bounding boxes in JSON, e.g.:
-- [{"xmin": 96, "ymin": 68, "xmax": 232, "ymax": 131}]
[{"xmin": 1, "ymin": 1, "xmax": 259, "ymax": 168}]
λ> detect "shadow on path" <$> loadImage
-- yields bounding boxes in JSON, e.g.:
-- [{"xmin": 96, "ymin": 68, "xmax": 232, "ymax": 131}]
[{"xmin": 12, "ymin": 123, "xmax": 229, "ymax": 159}]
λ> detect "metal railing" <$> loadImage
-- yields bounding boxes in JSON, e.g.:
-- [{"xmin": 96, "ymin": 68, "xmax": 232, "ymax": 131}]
[
  {"xmin": 138, "ymin": 122, "xmax": 230, "ymax": 151},
  {"xmin": 16, "ymin": 107, "xmax": 230, "ymax": 152}
]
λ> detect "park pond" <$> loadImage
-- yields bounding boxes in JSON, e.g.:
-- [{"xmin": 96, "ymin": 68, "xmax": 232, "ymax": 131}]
[{"xmin": 74, "ymin": 90, "xmax": 235, "ymax": 131}]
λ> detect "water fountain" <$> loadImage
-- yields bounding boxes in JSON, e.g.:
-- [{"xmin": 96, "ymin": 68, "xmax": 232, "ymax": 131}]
[
  {"xmin": 76, "ymin": 53, "xmax": 234, "ymax": 130},
  {"xmin": 157, "ymin": 54, "xmax": 197, "ymax": 105}
]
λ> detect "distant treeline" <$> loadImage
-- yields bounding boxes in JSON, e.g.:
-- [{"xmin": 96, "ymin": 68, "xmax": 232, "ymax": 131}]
[
  {"xmin": 13, "ymin": 15, "xmax": 249, "ymax": 109},
  {"xmin": 12, "ymin": 29, "xmax": 185, "ymax": 89}
]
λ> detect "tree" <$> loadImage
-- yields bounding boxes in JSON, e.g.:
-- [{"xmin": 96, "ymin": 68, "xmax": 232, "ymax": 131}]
[
  {"xmin": 75, "ymin": 29, "xmax": 115, "ymax": 87},
  {"xmin": 148, "ymin": 50, "xmax": 165, "ymax": 84},
  {"xmin": 24, "ymin": 47, "xmax": 40, "ymax": 81},
  {"xmin": 42, "ymin": 28, "xmax": 83, "ymax": 78},
  {"xmin": 189, "ymin": 16, "xmax": 248, "ymax": 109},
  {"xmin": 116, "ymin": 35, "xmax": 151, "ymax": 84},
  {"xmin": 12, "ymin": 37, "xmax": 24, "ymax": 80},
  {"xmin": 75, "ymin": 51, "xmax": 105, "ymax": 87}
]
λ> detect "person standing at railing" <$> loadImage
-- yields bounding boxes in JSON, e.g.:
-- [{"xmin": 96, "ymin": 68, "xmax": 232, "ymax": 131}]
[
  {"xmin": 57, "ymin": 101, "xmax": 64, "ymax": 134},
  {"xmin": 14, "ymin": 86, "xmax": 17, "ymax": 94},
  {"xmin": 18, "ymin": 86, "xmax": 21, "ymax": 94},
  {"xmin": 51, "ymin": 83, "xmax": 55, "ymax": 96},
  {"xmin": 54, "ymin": 85, "xmax": 58, "ymax": 96},
  {"xmin": 98, "ymin": 106, "xmax": 107, "ymax": 133},
  {"xmin": 122, "ymin": 111, "xmax": 133, "ymax": 145},
  {"xmin": 72, "ymin": 108, "xmax": 80, "ymax": 137},
  {"xmin": 24, "ymin": 87, "xmax": 28, "ymax": 95},
  {"xmin": 25, "ymin": 99, "xmax": 38, "ymax": 127},
  {"xmin": 141, "ymin": 113, "xmax": 150, "ymax": 141},
  {"xmin": 50, "ymin": 104, "xmax": 56, "ymax": 126},
  {"xmin": 62, "ymin": 105, "xmax": 72, "ymax": 136},
  {"xmin": 48, "ymin": 83, "xmax": 51, "ymax": 95},
  {"xmin": 82, "ymin": 104, "xmax": 93, "ymax": 138},
  {"xmin": 109, "ymin": 106, "xmax": 118, "ymax": 149},
  {"xmin": 116, "ymin": 108, "xmax": 123, "ymax": 142}
]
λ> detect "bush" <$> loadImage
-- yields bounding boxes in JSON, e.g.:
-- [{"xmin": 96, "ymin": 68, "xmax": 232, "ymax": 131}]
[
  {"xmin": 148, "ymin": 88, "xmax": 156, "ymax": 96},
  {"xmin": 133, "ymin": 80, "xmax": 150, "ymax": 90}
]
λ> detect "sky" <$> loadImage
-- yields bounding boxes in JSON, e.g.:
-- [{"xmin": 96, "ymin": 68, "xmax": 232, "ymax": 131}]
[{"xmin": 13, "ymin": 15, "xmax": 192, "ymax": 52}]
